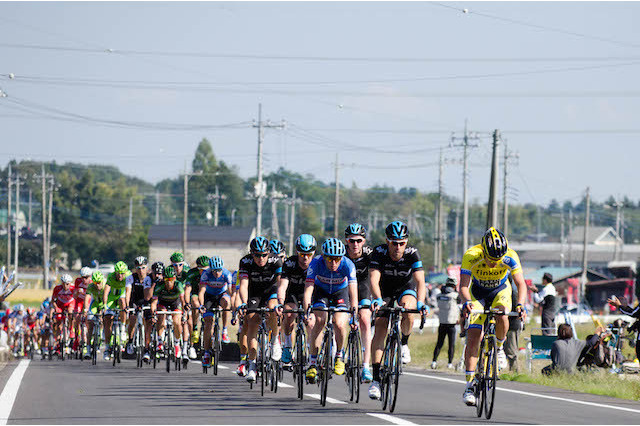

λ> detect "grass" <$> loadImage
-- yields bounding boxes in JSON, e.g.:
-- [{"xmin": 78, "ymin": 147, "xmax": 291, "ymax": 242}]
[{"xmin": 406, "ymin": 319, "xmax": 640, "ymax": 401}]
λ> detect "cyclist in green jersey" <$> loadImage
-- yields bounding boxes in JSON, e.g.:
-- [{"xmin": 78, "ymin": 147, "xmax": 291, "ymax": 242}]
[
  {"xmin": 83, "ymin": 271, "xmax": 110, "ymax": 359},
  {"xmin": 102, "ymin": 261, "xmax": 131, "ymax": 360},
  {"xmin": 184, "ymin": 255, "xmax": 209, "ymax": 359},
  {"xmin": 151, "ymin": 265, "xmax": 187, "ymax": 360}
]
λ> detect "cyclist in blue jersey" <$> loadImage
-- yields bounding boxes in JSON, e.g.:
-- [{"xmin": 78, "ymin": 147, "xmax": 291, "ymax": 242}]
[
  {"xmin": 198, "ymin": 256, "xmax": 233, "ymax": 367},
  {"xmin": 368, "ymin": 221, "xmax": 428, "ymax": 400},
  {"xmin": 303, "ymin": 238, "xmax": 358, "ymax": 382}
]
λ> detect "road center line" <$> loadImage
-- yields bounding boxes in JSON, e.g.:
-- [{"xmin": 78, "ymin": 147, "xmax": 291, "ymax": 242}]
[
  {"xmin": 403, "ymin": 371, "xmax": 640, "ymax": 414},
  {"xmin": 304, "ymin": 393, "xmax": 347, "ymax": 404},
  {"xmin": 367, "ymin": 413, "xmax": 418, "ymax": 425},
  {"xmin": 0, "ymin": 359, "xmax": 30, "ymax": 425},
  {"xmin": 278, "ymin": 382, "xmax": 294, "ymax": 388}
]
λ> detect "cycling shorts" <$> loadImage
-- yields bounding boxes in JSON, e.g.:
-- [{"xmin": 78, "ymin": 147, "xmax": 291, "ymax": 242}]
[
  {"xmin": 284, "ymin": 292, "xmax": 304, "ymax": 306},
  {"xmin": 311, "ymin": 285, "xmax": 349, "ymax": 309},
  {"xmin": 74, "ymin": 299, "xmax": 85, "ymax": 313},
  {"xmin": 380, "ymin": 279, "xmax": 417, "ymax": 303},
  {"xmin": 468, "ymin": 282, "xmax": 512, "ymax": 330},
  {"xmin": 358, "ymin": 281, "xmax": 372, "ymax": 307},
  {"xmin": 158, "ymin": 299, "xmax": 182, "ymax": 313},
  {"xmin": 247, "ymin": 292, "xmax": 277, "ymax": 310},
  {"xmin": 54, "ymin": 300, "xmax": 75, "ymax": 313},
  {"xmin": 203, "ymin": 292, "xmax": 230, "ymax": 317}
]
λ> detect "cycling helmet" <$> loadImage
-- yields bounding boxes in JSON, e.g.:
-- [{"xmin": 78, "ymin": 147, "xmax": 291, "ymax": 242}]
[
  {"xmin": 92, "ymin": 271, "xmax": 104, "ymax": 283},
  {"xmin": 60, "ymin": 274, "xmax": 73, "ymax": 284},
  {"xmin": 196, "ymin": 255, "xmax": 210, "ymax": 268},
  {"xmin": 250, "ymin": 236, "xmax": 270, "ymax": 254},
  {"xmin": 345, "ymin": 223, "xmax": 367, "ymax": 238},
  {"xmin": 12, "ymin": 305, "xmax": 19, "ymax": 312},
  {"xmin": 295, "ymin": 234, "xmax": 317, "ymax": 253},
  {"xmin": 385, "ymin": 221, "xmax": 409, "ymax": 241},
  {"xmin": 16, "ymin": 304, "xmax": 24, "ymax": 311},
  {"xmin": 80, "ymin": 266, "xmax": 92, "ymax": 277},
  {"xmin": 151, "ymin": 261, "xmax": 164, "ymax": 275},
  {"xmin": 481, "ymin": 227, "xmax": 508, "ymax": 262},
  {"xmin": 170, "ymin": 252, "xmax": 184, "ymax": 263},
  {"xmin": 269, "ymin": 239, "xmax": 286, "ymax": 255},
  {"xmin": 164, "ymin": 265, "xmax": 177, "ymax": 278},
  {"xmin": 134, "ymin": 256, "xmax": 148, "ymax": 267},
  {"xmin": 114, "ymin": 261, "xmax": 128, "ymax": 274},
  {"xmin": 27, "ymin": 307, "xmax": 35, "ymax": 315},
  {"xmin": 322, "ymin": 238, "xmax": 346, "ymax": 257},
  {"xmin": 209, "ymin": 256, "xmax": 224, "ymax": 270}
]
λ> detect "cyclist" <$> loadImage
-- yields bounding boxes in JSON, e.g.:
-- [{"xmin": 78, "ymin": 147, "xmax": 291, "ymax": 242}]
[
  {"xmin": 150, "ymin": 265, "xmax": 187, "ymax": 360},
  {"xmin": 125, "ymin": 256, "xmax": 152, "ymax": 356},
  {"xmin": 144, "ymin": 262, "xmax": 165, "ymax": 361},
  {"xmin": 460, "ymin": 227, "xmax": 527, "ymax": 406},
  {"xmin": 237, "ymin": 236, "xmax": 284, "ymax": 382},
  {"xmin": 303, "ymin": 238, "xmax": 358, "ymax": 383},
  {"xmin": 102, "ymin": 261, "xmax": 131, "ymax": 361},
  {"xmin": 51, "ymin": 274, "xmax": 76, "ymax": 355},
  {"xmin": 170, "ymin": 252, "xmax": 189, "ymax": 282},
  {"xmin": 24, "ymin": 307, "xmax": 39, "ymax": 354},
  {"xmin": 368, "ymin": 221, "xmax": 427, "ymax": 400},
  {"xmin": 149, "ymin": 262, "xmax": 164, "ymax": 292},
  {"xmin": 73, "ymin": 267, "xmax": 92, "ymax": 354},
  {"xmin": 10, "ymin": 304, "xmax": 26, "ymax": 357},
  {"xmin": 270, "ymin": 239, "xmax": 287, "ymax": 261},
  {"xmin": 83, "ymin": 271, "xmax": 109, "ymax": 359},
  {"xmin": 276, "ymin": 234, "xmax": 317, "ymax": 367},
  {"xmin": 199, "ymin": 255, "xmax": 233, "ymax": 367},
  {"xmin": 38, "ymin": 299, "xmax": 52, "ymax": 357},
  {"xmin": 344, "ymin": 223, "xmax": 375, "ymax": 383},
  {"xmin": 184, "ymin": 255, "xmax": 210, "ymax": 359}
]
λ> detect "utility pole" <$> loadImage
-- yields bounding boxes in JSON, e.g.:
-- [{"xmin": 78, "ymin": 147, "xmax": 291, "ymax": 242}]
[
  {"xmin": 614, "ymin": 199, "xmax": 622, "ymax": 261},
  {"xmin": 183, "ymin": 172, "xmax": 188, "ymax": 255},
  {"xmin": 269, "ymin": 183, "xmax": 285, "ymax": 239},
  {"xmin": 334, "ymin": 153, "xmax": 340, "ymax": 238},
  {"xmin": 155, "ymin": 191, "xmax": 160, "ymax": 225},
  {"xmin": 41, "ymin": 164, "xmax": 48, "ymax": 288},
  {"xmin": 454, "ymin": 208, "xmax": 460, "ymax": 264},
  {"xmin": 435, "ymin": 148, "xmax": 444, "ymax": 270},
  {"xmin": 14, "ymin": 173, "xmax": 20, "ymax": 285},
  {"xmin": 560, "ymin": 211, "xmax": 566, "ymax": 268},
  {"xmin": 502, "ymin": 140, "xmax": 519, "ymax": 235},
  {"xmin": 128, "ymin": 196, "xmax": 133, "ymax": 234},
  {"xmin": 486, "ymin": 130, "xmax": 500, "ymax": 229},
  {"xmin": 289, "ymin": 189, "xmax": 297, "ymax": 254},
  {"xmin": 28, "ymin": 188, "xmax": 32, "ymax": 230},
  {"xmin": 450, "ymin": 120, "xmax": 480, "ymax": 251},
  {"xmin": 6, "ymin": 163, "xmax": 11, "ymax": 270},
  {"xmin": 252, "ymin": 103, "xmax": 285, "ymax": 236},
  {"xmin": 231, "ymin": 208, "xmax": 237, "ymax": 227},
  {"xmin": 580, "ymin": 187, "xmax": 590, "ymax": 304},
  {"xmin": 207, "ymin": 185, "xmax": 226, "ymax": 227},
  {"xmin": 568, "ymin": 208, "xmax": 574, "ymax": 267},
  {"xmin": 47, "ymin": 176, "xmax": 54, "ymax": 285}
]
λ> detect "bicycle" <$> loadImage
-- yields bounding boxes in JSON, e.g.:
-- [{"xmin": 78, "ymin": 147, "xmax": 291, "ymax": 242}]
[
  {"xmin": 245, "ymin": 307, "xmax": 274, "ymax": 396},
  {"xmin": 107, "ymin": 308, "xmax": 124, "ymax": 367},
  {"xmin": 345, "ymin": 322, "xmax": 362, "ymax": 403},
  {"xmin": 90, "ymin": 314, "xmax": 103, "ymax": 366},
  {"xmin": 129, "ymin": 306, "xmax": 149, "ymax": 368},
  {"xmin": 469, "ymin": 308, "xmax": 519, "ymax": 420},
  {"xmin": 283, "ymin": 307, "xmax": 307, "ymax": 400},
  {"xmin": 203, "ymin": 307, "xmax": 232, "ymax": 375},
  {"xmin": 374, "ymin": 305, "xmax": 426, "ymax": 413},
  {"xmin": 156, "ymin": 310, "xmax": 182, "ymax": 373},
  {"xmin": 312, "ymin": 306, "xmax": 355, "ymax": 407},
  {"xmin": 149, "ymin": 320, "xmax": 159, "ymax": 369}
]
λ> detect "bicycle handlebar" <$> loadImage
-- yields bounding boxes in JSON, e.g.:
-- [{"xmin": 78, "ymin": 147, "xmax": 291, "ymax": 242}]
[{"xmin": 469, "ymin": 309, "xmax": 520, "ymax": 317}]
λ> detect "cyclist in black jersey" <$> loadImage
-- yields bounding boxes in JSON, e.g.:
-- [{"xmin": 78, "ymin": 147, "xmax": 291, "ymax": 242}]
[
  {"xmin": 344, "ymin": 223, "xmax": 374, "ymax": 383},
  {"xmin": 368, "ymin": 221, "xmax": 428, "ymax": 400},
  {"xmin": 124, "ymin": 256, "xmax": 152, "ymax": 357},
  {"xmin": 237, "ymin": 236, "xmax": 284, "ymax": 382},
  {"xmin": 276, "ymin": 234, "xmax": 317, "ymax": 366}
]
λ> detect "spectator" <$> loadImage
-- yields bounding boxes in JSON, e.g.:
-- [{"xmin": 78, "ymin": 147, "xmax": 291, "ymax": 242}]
[
  {"xmin": 505, "ymin": 276, "xmax": 522, "ymax": 371},
  {"xmin": 431, "ymin": 277, "xmax": 459, "ymax": 369},
  {"xmin": 606, "ymin": 295, "xmax": 640, "ymax": 362},
  {"xmin": 531, "ymin": 272, "xmax": 557, "ymax": 336},
  {"xmin": 541, "ymin": 324, "xmax": 604, "ymax": 375}
]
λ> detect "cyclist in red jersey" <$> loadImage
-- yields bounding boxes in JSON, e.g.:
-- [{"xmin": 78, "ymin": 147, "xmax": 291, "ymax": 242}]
[
  {"xmin": 73, "ymin": 267, "xmax": 93, "ymax": 352},
  {"xmin": 50, "ymin": 274, "xmax": 76, "ymax": 354}
]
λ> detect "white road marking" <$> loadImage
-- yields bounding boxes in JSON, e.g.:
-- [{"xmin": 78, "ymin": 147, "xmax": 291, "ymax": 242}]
[
  {"xmin": 366, "ymin": 413, "xmax": 418, "ymax": 425},
  {"xmin": 304, "ymin": 393, "xmax": 348, "ymax": 404},
  {"xmin": 403, "ymin": 371, "xmax": 640, "ymax": 414},
  {"xmin": 0, "ymin": 359, "xmax": 30, "ymax": 425},
  {"xmin": 191, "ymin": 360, "xmax": 228, "ymax": 369},
  {"xmin": 278, "ymin": 381, "xmax": 294, "ymax": 388}
]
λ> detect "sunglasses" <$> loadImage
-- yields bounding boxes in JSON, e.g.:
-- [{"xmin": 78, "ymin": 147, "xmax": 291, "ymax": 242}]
[
  {"xmin": 253, "ymin": 253, "xmax": 268, "ymax": 258},
  {"xmin": 324, "ymin": 255, "xmax": 342, "ymax": 263},
  {"xmin": 347, "ymin": 239, "xmax": 365, "ymax": 244},
  {"xmin": 390, "ymin": 241, "xmax": 407, "ymax": 247},
  {"xmin": 172, "ymin": 262, "xmax": 184, "ymax": 267}
]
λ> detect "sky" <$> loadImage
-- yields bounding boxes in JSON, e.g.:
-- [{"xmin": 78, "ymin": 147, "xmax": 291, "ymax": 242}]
[{"xmin": 0, "ymin": 1, "xmax": 639, "ymax": 206}]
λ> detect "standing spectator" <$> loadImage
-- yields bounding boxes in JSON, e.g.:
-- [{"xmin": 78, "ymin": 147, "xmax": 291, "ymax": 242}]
[
  {"xmin": 505, "ymin": 277, "xmax": 522, "ymax": 371},
  {"xmin": 431, "ymin": 277, "xmax": 460, "ymax": 369},
  {"xmin": 531, "ymin": 272, "xmax": 557, "ymax": 335}
]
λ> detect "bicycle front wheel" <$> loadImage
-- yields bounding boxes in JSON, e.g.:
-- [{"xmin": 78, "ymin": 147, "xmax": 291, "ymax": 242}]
[
  {"xmin": 388, "ymin": 332, "xmax": 402, "ymax": 413},
  {"xmin": 484, "ymin": 335, "xmax": 498, "ymax": 419},
  {"xmin": 475, "ymin": 338, "xmax": 486, "ymax": 418},
  {"xmin": 295, "ymin": 327, "xmax": 305, "ymax": 400},
  {"xmin": 213, "ymin": 318, "xmax": 220, "ymax": 376},
  {"xmin": 320, "ymin": 329, "xmax": 332, "ymax": 407}
]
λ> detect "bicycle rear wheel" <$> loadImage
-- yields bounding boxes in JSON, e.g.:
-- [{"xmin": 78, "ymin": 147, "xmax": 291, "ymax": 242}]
[
  {"xmin": 259, "ymin": 328, "xmax": 267, "ymax": 396},
  {"xmin": 166, "ymin": 330, "xmax": 172, "ymax": 373},
  {"xmin": 320, "ymin": 329, "xmax": 332, "ymax": 407},
  {"xmin": 484, "ymin": 335, "xmax": 497, "ymax": 419}
]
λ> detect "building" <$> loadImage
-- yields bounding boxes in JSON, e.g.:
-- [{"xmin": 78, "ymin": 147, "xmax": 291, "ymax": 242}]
[{"xmin": 148, "ymin": 225, "xmax": 255, "ymax": 271}]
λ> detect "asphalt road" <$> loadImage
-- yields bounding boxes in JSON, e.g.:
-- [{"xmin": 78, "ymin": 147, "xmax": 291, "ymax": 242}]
[{"xmin": 0, "ymin": 355, "xmax": 639, "ymax": 425}]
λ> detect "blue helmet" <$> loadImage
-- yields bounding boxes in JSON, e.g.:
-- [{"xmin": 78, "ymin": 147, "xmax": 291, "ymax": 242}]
[
  {"xmin": 250, "ymin": 236, "xmax": 270, "ymax": 253},
  {"xmin": 322, "ymin": 238, "xmax": 346, "ymax": 257},
  {"xmin": 344, "ymin": 223, "xmax": 366, "ymax": 238},
  {"xmin": 41, "ymin": 299, "xmax": 50, "ymax": 310},
  {"xmin": 385, "ymin": 221, "xmax": 409, "ymax": 241},
  {"xmin": 209, "ymin": 256, "xmax": 224, "ymax": 270},
  {"xmin": 269, "ymin": 239, "xmax": 286, "ymax": 255},
  {"xmin": 295, "ymin": 234, "xmax": 317, "ymax": 253}
]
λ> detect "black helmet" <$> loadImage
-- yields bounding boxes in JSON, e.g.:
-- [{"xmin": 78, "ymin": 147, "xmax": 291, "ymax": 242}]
[
  {"xmin": 344, "ymin": 223, "xmax": 366, "ymax": 238},
  {"xmin": 134, "ymin": 256, "xmax": 148, "ymax": 267},
  {"xmin": 481, "ymin": 227, "xmax": 508, "ymax": 261},
  {"xmin": 385, "ymin": 221, "xmax": 409, "ymax": 240},
  {"xmin": 151, "ymin": 261, "xmax": 165, "ymax": 275}
]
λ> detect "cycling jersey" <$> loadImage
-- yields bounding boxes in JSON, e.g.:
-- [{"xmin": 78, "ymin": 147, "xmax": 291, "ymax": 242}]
[
  {"xmin": 184, "ymin": 268, "xmax": 203, "ymax": 297},
  {"xmin": 86, "ymin": 282, "xmax": 112, "ymax": 313},
  {"xmin": 73, "ymin": 277, "xmax": 88, "ymax": 301},
  {"xmin": 200, "ymin": 267, "xmax": 232, "ymax": 296},
  {"xmin": 52, "ymin": 284, "xmax": 75, "ymax": 310},
  {"xmin": 461, "ymin": 244, "xmax": 522, "ymax": 328},
  {"xmin": 369, "ymin": 244, "xmax": 423, "ymax": 299},
  {"xmin": 232, "ymin": 271, "xmax": 238, "ymax": 292},
  {"xmin": 347, "ymin": 246, "xmax": 373, "ymax": 304},
  {"xmin": 282, "ymin": 255, "xmax": 309, "ymax": 304},
  {"xmin": 106, "ymin": 271, "xmax": 131, "ymax": 299},
  {"xmin": 125, "ymin": 272, "xmax": 152, "ymax": 305},
  {"xmin": 238, "ymin": 253, "xmax": 283, "ymax": 303},
  {"xmin": 306, "ymin": 256, "xmax": 357, "ymax": 294},
  {"xmin": 153, "ymin": 281, "xmax": 185, "ymax": 304}
]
